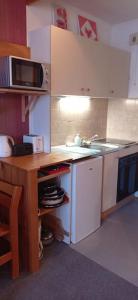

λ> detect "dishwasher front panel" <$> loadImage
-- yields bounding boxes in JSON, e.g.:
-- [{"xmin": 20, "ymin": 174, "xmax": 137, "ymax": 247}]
[{"xmin": 117, "ymin": 153, "xmax": 138, "ymax": 202}]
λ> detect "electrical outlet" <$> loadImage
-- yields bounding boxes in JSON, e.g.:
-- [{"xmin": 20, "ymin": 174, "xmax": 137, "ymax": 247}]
[{"xmin": 129, "ymin": 33, "xmax": 138, "ymax": 45}]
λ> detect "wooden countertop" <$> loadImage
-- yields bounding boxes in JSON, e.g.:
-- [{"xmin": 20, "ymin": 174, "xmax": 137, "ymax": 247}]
[{"xmin": 0, "ymin": 152, "xmax": 74, "ymax": 171}]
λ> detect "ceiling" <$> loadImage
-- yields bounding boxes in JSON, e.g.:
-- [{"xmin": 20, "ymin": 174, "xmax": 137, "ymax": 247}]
[
  {"xmin": 27, "ymin": 0, "xmax": 138, "ymax": 25},
  {"xmin": 62, "ymin": 0, "xmax": 138, "ymax": 25}
]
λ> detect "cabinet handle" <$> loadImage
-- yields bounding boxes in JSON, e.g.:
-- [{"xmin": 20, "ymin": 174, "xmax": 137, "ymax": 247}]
[
  {"xmin": 89, "ymin": 168, "xmax": 93, "ymax": 171},
  {"xmin": 86, "ymin": 88, "xmax": 90, "ymax": 92},
  {"xmin": 110, "ymin": 90, "xmax": 114, "ymax": 94},
  {"xmin": 81, "ymin": 88, "xmax": 84, "ymax": 91}
]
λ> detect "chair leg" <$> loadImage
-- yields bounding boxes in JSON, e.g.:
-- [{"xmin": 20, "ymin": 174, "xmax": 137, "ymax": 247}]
[
  {"xmin": 11, "ymin": 258, "xmax": 19, "ymax": 279},
  {"xmin": 11, "ymin": 225, "xmax": 19, "ymax": 279}
]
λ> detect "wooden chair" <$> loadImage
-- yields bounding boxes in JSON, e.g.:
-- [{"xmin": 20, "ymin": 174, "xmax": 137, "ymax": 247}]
[{"xmin": 0, "ymin": 181, "xmax": 22, "ymax": 279}]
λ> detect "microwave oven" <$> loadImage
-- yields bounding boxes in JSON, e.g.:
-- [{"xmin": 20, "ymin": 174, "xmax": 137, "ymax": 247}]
[{"xmin": 0, "ymin": 56, "xmax": 49, "ymax": 91}]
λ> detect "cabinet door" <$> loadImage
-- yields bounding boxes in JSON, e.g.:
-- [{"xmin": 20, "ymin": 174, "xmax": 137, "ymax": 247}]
[
  {"xmin": 51, "ymin": 26, "xmax": 109, "ymax": 97},
  {"xmin": 71, "ymin": 157, "xmax": 102, "ymax": 243},
  {"xmin": 128, "ymin": 45, "xmax": 138, "ymax": 98},
  {"xmin": 51, "ymin": 26, "xmax": 87, "ymax": 96},
  {"xmin": 108, "ymin": 47, "xmax": 130, "ymax": 98},
  {"xmin": 102, "ymin": 152, "xmax": 119, "ymax": 212},
  {"xmin": 81, "ymin": 40, "xmax": 109, "ymax": 97}
]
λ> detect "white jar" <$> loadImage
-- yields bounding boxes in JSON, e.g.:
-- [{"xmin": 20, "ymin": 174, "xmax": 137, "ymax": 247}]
[{"xmin": 74, "ymin": 134, "xmax": 81, "ymax": 146}]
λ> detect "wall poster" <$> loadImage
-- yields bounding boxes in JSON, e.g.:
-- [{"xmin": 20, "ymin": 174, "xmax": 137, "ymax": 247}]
[
  {"xmin": 78, "ymin": 15, "xmax": 98, "ymax": 40},
  {"xmin": 53, "ymin": 6, "xmax": 68, "ymax": 30}
]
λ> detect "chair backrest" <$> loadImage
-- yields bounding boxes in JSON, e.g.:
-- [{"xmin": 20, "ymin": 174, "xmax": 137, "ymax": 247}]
[{"xmin": 0, "ymin": 181, "xmax": 22, "ymax": 224}]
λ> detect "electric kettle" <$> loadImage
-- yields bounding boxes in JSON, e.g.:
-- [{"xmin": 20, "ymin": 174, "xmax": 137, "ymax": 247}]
[{"xmin": 0, "ymin": 135, "xmax": 14, "ymax": 157}]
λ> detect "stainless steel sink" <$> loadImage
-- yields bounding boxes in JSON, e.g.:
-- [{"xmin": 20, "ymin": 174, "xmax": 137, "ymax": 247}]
[
  {"xmin": 52, "ymin": 145, "xmax": 101, "ymax": 155},
  {"xmin": 52, "ymin": 142, "xmax": 120, "ymax": 156},
  {"xmin": 81, "ymin": 142, "xmax": 120, "ymax": 152},
  {"xmin": 93, "ymin": 143, "xmax": 119, "ymax": 149}
]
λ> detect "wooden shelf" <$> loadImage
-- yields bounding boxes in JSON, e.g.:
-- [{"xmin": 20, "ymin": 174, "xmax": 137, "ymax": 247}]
[
  {"xmin": 38, "ymin": 169, "xmax": 70, "ymax": 183},
  {"xmin": 0, "ymin": 41, "xmax": 30, "ymax": 59},
  {"xmin": 0, "ymin": 88, "xmax": 47, "ymax": 96},
  {"xmin": 38, "ymin": 195, "xmax": 69, "ymax": 217}
]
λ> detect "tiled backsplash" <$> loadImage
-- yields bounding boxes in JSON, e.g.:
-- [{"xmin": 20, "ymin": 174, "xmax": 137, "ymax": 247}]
[
  {"xmin": 51, "ymin": 97, "xmax": 108, "ymax": 145},
  {"xmin": 51, "ymin": 97, "xmax": 138, "ymax": 145},
  {"xmin": 107, "ymin": 99, "xmax": 138, "ymax": 141}
]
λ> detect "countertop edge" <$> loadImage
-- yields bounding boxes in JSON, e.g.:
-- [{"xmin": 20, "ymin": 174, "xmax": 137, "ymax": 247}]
[{"xmin": 0, "ymin": 143, "xmax": 138, "ymax": 171}]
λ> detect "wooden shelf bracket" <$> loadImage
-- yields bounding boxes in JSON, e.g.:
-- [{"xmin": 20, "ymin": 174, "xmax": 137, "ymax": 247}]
[{"xmin": 21, "ymin": 95, "xmax": 38, "ymax": 122}]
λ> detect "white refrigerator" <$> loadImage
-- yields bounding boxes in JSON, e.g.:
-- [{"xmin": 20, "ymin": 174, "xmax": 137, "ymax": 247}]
[{"xmin": 71, "ymin": 157, "xmax": 103, "ymax": 244}]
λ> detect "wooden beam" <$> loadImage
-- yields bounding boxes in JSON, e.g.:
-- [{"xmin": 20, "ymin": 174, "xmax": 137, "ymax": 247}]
[{"xmin": 26, "ymin": 0, "xmax": 39, "ymax": 4}]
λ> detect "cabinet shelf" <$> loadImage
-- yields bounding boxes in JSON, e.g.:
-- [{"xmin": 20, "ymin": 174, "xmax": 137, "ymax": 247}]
[
  {"xmin": 0, "ymin": 87, "xmax": 47, "ymax": 96},
  {"xmin": 38, "ymin": 195, "xmax": 69, "ymax": 217},
  {"xmin": 38, "ymin": 169, "xmax": 70, "ymax": 183}
]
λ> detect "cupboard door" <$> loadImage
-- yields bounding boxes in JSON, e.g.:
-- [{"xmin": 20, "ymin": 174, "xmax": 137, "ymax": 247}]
[
  {"xmin": 51, "ymin": 26, "xmax": 87, "ymax": 96},
  {"xmin": 51, "ymin": 26, "xmax": 109, "ymax": 97},
  {"xmin": 102, "ymin": 152, "xmax": 119, "ymax": 212},
  {"xmin": 128, "ymin": 45, "xmax": 138, "ymax": 98},
  {"xmin": 81, "ymin": 40, "xmax": 109, "ymax": 97},
  {"xmin": 108, "ymin": 47, "xmax": 130, "ymax": 98}
]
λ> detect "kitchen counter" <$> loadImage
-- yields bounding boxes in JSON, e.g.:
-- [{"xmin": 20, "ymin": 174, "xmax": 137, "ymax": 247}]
[
  {"xmin": 0, "ymin": 152, "xmax": 74, "ymax": 171},
  {"xmin": 52, "ymin": 144, "xmax": 124, "ymax": 157},
  {"xmin": 52, "ymin": 139, "xmax": 138, "ymax": 158},
  {"xmin": 0, "ymin": 151, "xmax": 99, "ymax": 171},
  {"xmin": 93, "ymin": 138, "xmax": 137, "ymax": 146},
  {"xmin": 1, "ymin": 139, "xmax": 137, "ymax": 173}
]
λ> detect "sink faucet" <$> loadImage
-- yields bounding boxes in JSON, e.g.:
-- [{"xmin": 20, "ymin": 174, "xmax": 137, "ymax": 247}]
[
  {"xmin": 81, "ymin": 134, "xmax": 99, "ymax": 146},
  {"xmin": 90, "ymin": 134, "xmax": 99, "ymax": 142}
]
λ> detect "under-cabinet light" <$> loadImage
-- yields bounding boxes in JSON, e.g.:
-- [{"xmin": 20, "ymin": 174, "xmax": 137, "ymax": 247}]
[
  {"xmin": 58, "ymin": 96, "xmax": 91, "ymax": 113},
  {"xmin": 126, "ymin": 99, "xmax": 138, "ymax": 104}
]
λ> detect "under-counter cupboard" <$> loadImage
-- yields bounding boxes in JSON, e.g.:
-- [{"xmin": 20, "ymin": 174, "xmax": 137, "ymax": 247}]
[
  {"xmin": 102, "ymin": 144, "xmax": 138, "ymax": 215},
  {"xmin": 29, "ymin": 25, "xmax": 130, "ymax": 98}
]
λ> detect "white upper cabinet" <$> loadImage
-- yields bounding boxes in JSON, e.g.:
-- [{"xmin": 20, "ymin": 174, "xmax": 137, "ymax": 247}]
[
  {"xmin": 108, "ymin": 46, "xmax": 130, "ymax": 98},
  {"xmin": 29, "ymin": 25, "xmax": 130, "ymax": 98},
  {"xmin": 51, "ymin": 26, "xmax": 109, "ymax": 97},
  {"xmin": 128, "ymin": 45, "xmax": 138, "ymax": 98}
]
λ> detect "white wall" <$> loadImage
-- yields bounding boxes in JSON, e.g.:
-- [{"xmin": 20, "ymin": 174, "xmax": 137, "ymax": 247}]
[
  {"xmin": 26, "ymin": 0, "xmax": 112, "ymax": 45},
  {"xmin": 110, "ymin": 18, "xmax": 138, "ymax": 51}
]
